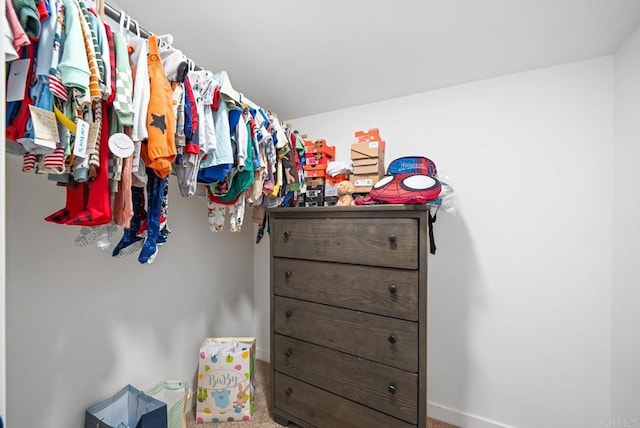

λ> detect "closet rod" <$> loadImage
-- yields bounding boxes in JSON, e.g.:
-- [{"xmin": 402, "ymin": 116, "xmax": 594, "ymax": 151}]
[
  {"xmin": 102, "ymin": 2, "xmax": 202, "ymax": 70},
  {"xmin": 103, "ymin": 2, "xmax": 152, "ymax": 39}
]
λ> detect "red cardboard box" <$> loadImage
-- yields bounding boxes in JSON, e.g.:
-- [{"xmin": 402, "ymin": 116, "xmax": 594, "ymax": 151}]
[
  {"xmin": 303, "ymin": 163, "xmax": 327, "ymax": 178},
  {"xmin": 354, "ymin": 128, "xmax": 382, "ymax": 143}
]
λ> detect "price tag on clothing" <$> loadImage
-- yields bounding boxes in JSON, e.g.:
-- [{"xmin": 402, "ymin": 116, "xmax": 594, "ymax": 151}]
[
  {"xmin": 6, "ymin": 59, "xmax": 30, "ymax": 102},
  {"xmin": 27, "ymin": 106, "xmax": 59, "ymax": 149},
  {"xmin": 87, "ymin": 122, "xmax": 100, "ymax": 154},
  {"xmin": 74, "ymin": 119, "xmax": 90, "ymax": 158},
  {"xmin": 132, "ymin": 141, "xmax": 142, "ymax": 172}
]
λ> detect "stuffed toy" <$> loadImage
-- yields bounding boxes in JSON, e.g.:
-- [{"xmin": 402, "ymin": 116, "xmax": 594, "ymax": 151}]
[{"xmin": 336, "ymin": 180, "xmax": 355, "ymax": 206}]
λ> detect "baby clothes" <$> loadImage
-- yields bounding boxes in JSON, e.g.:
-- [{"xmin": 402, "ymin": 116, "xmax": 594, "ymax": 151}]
[
  {"xmin": 207, "ymin": 193, "xmax": 246, "ymax": 233},
  {"xmin": 140, "ymin": 35, "xmax": 176, "ymax": 179}
]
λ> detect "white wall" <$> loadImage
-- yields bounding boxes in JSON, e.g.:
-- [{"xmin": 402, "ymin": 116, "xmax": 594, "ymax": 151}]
[
  {"xmin": 1, "ymin": 0, "xmax": 7, "ymax": 419},
  {"xmin": 4, "ymin": 156, "xmax": 256, "ymax": 427},
  {"xmin": 4, "ymin": 32, "xmax": 632, "ymax": 428},
  {"xmin": 253, "ymin": 224, "xmax": 271, "ymax": 362},
  {"xmin": 285, "ymin": 57, "xmax": 614, "ymax": 428},
  {"xmin": 612, "ymin": 24, "xmax": 640, "ymax": 422}
]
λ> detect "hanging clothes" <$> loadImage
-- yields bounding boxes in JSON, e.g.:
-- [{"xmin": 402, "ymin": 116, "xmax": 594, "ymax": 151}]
[
  {"xmin": 127, "ymin": 33, "xmax": 149, "ymax": 140},
  {"xmin": 6, "ymin": 44, "xmax": 35, "ymax": 151},
  {"xmin": 4, "ymin": 1, "xmax": 313, "ymax": 264},
  {"xmin": 5, "ymin": 0, "xmax": 31, "ymax": 55},
  {"xmin": 45, "ymin": 100, "xmax": 112, "ymax": 226},
  {"xmin": 58, "ymin": 0, "xmax": 90, "ymax": 92},
  {"xmin": 10, "ymin": 0, "xmax": 41, "ymax": 40},
  {"xmin": 139, "ymin": 35, "xmax": 176, "ymax": 180}
]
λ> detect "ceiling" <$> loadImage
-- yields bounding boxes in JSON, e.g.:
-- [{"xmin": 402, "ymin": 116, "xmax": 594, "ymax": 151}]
[{"xmin": 108, "ymin": 0, "xmax": 640, "ymax": 119}]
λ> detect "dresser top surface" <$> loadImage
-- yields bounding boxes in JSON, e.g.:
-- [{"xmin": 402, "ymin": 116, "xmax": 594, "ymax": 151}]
[{"xmin": 268, "ymin": 204, "xmax": 433, "ymax": 214}]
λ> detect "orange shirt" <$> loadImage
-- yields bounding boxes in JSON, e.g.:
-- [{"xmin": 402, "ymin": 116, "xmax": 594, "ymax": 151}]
[{"xmin": 141, "ymin": 35, "xmax": 176, "ymax": 178}]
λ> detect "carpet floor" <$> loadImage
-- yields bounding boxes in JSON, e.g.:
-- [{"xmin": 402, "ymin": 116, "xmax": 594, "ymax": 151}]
[{"xmin": 185, "ymin": 359, "xmax": 456, "ymax": 428}]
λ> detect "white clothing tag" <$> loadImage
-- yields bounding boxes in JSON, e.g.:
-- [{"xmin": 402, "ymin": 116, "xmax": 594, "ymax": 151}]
[
  {"xmin": 34, "ymin": 138, "xmax": 57, "ymax": 150},
  {"xmin": 74, "ymin": 119, "xmax": 90, "ymax": 158},
  {"xmin": 132, "ymin": 141, "xmax": 142, "ymax": 172},
  {"xmin": 7, "ymin": 59, "xmax": 30, "ymax": 102},
  {"xmin": 87, "ymin": 122, "xmax": 100, "ymax": 154},
  {"xmin": 28, "ymin": 106, "xmax": 59, "ymax": 149},
  {"xmin": 108, "ymin": 133, "xmax": 135, "ymax": 158}
]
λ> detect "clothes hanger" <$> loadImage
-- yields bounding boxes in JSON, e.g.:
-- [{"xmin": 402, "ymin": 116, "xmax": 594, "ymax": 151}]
[
  {"xmin": 239, "ymin": 94, "xmax": 260, "ymax": 111},
  {"xmin": 118, "ymin": 10, "xmax": 127, "ymax": 35},
  {"xmin": 218, "ymin": 70, "xmax": 241, "ymax": 105},
  {"xmin": 121, "ymin": 14, "xmax": 140, "ymax": 38},
  {"xmin": 157, "ymin": 34, "xmax": 174, "ymax": 45},
  {"xmin": 131, "ymin": 19, "xmax": 141, "ymax": 37},
  {"xmin": 95, "ymin": 0, "xmax": 105, "ymax": 21},
  {"xmin": 156, "ymin": 34, "xmax": 174, "ymax": 51}
]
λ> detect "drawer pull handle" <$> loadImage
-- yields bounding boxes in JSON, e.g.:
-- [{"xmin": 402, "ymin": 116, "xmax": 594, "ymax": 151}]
[
  {"xmin": 388, "ymin": 335, "xmax": 397, "ymax": 344},
  {"xmin": 388, "ymin": 383, "xmax": 397, "ymax": 394},
  {"xmin": 285, "ymin": 387, "xmax": 293, "ymax": 397},
  {"xmin": 388, "ymin": 234, "xmax": 396, "ymax": 243},
  {"xmin": 388, "ymin": 284, "xmax": 397, "ymax": 294},
  {"xmin": 285, "ymin": 348, "xmax": 292, "ymax": 357},
  {"xmin": 285, "ymin": 310, "xmax": 293, "ymax": 318},
  {"xmin": 283, "ymin": 230, "xmax": 291, "ymax": 240},
  {"xmin": 284, "ymin": 271, "xmax": 291, "ymax": 278}
]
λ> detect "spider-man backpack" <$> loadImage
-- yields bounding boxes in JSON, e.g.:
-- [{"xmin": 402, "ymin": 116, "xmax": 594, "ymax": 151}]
[
  {"xmin": 369, "ymin": 156, "xmax": 442, "ymax": 255},
  {"xmin": 369, "ymin": 157, "xmax": 441, "ymax": 204},
  {"xmin": 385, "ymin": 156, "xmax": 438, "ymax": 176}
]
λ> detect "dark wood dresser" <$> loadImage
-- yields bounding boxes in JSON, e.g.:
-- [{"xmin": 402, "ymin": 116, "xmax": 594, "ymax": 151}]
[{"xmin": 269, "ymin": 205, "xmax": 430, "ymax": 428}]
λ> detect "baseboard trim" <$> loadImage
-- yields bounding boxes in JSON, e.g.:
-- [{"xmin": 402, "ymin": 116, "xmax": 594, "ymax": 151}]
[
  {"xmin": 256, "ymin": 347, "xmax": 269, "ymax": 363},
  {"xmin": 428, "ymin": 402, "xmax": 513, "ymax": 428}
]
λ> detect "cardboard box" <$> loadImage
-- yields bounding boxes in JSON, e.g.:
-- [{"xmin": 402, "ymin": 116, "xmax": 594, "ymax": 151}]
[
  {"xmin": 305, "ymin": 177, "xmax": 325, "ymax": 188},
  {"xmin": 324, "ymin": 196, "xmax": 338, "ymax": 206},
  {"xmin": 352, "ymin": 158, "xmax": 385, "ymax": 176},
  {"xmin": 304, "ymin": 139, "xmax": 336, "ymax": 159},
  {"xmin": 306, "ymin": 187, "xmax": 324, "ymax": 199},
  {"xmin": 304, "ymin": 194, "xmax": 324, "ymax": 207},
  {"xmin": 351, "ymin": 140, "xmax": 385, "ymax": 160},
  {"xmin": 354, "ymin": 128, "xmax": 382, "ymax": 143},
  {"xmin": 305, "ymin": 152, "xmax": 332, "ymax": 166},
  {"xmin": 304, "ymin": 184, "xmax": 325, "ymax": 207},
  {"xmin": 324, "ymin": 181, "xmax": 338, "ymax": 197},
  {"xmin": 326, "ymin": 173, "xmax": 349, "ymax": 186},
  {"xmin": 350, "ymin": 174, "xmax": 381, "ymax": 193},
  {"xmin": 303, "ymin": 163, "xmax": 327, "ymax": 178}
]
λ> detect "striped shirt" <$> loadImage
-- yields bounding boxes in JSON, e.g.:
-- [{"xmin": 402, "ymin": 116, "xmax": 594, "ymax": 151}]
[{"xmin": 75, "ymin": 0, "xmax": 101, "ymax": 100}]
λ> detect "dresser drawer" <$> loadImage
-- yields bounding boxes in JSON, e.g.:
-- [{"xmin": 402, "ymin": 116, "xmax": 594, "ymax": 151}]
[
  {"xmin": 274, "ymin": 334, "xmax": 418, "ymax": 424},
  {"xmin": 274, "ymin": 296, "xmax": 418, "ymax": 372},
  {"xmin": 270, "ymin": 217, "xmax": 418, "ymax": 269},
  {"xmin": 273, "ymin": 258, "xmax": 419, "ymax": 320},
  {"xmin": 274, "ymin": 372, "xmax": 415, "ymax": 428}
]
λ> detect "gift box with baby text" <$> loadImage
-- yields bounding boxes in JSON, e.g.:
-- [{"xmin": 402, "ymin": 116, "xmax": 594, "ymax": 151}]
[{"xmin": 195, "ymin": 337, "xmax": 256, "ymax": 423}]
